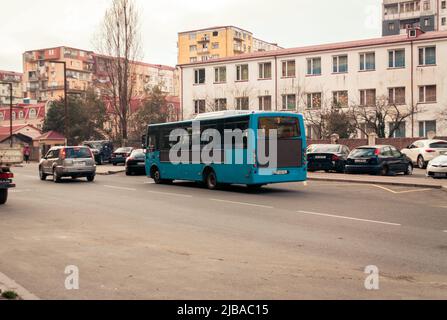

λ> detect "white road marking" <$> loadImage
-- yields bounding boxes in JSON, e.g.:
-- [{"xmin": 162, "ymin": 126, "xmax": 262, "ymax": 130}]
[
  {"xmin": 0, "ymin": 271, "xmax": 39, "ymax": 300},
  {"xmin": 297, "ymin": 210, "xmax": 401, "ymax": 227},
  {"xmin": 372, "ymin": 185, "xmax": 432, "ymax": 194},
  {"xmin": 9, "ymin": 189, "xmax": 32, "ymax": 193},
  {"xmin": 209, "ymin": 199, "xmax": 274, "ymax": 209},
  {"xmin": 443, "ymin": 230, "xmax": 447, "ymax": 233},
  {"xmin": 147, "ymin": 190, "xmax": 192, "ymax": 198},
  {"xmin": 103, "ymin": 185, "xmax": 137, "ymax": 191}
]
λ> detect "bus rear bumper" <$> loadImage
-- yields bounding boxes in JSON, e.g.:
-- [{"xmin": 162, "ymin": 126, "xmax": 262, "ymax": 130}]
[{"xmin": 251, "ymin": 167, "xmax": 307, "ymax": 185}]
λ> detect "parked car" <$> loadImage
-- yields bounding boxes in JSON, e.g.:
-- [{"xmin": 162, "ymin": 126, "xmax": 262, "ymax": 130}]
[
  {"xmin": 125, "ymin": 149, "xmax": 146, "ymax": 176},
  {"xmin": 39, "ymin": 146, "xmax": 96, "ymax": 183},
  {"xmin": 111, "ymin": 147, "xmax": 134, "ymax": 166},
  {"xmin": 307, "ymin": 144, "xmax": 350, "ymax": 173},
  {"xmin": 0, "ymin": 147, "xmax": 21, "ymax": 205},
  {"xmin": 401, "ymin": 139, "xmax": 447, "ymax": 169},
  {"xmin": 345, "ymin": 145, "xmax": 413, "ymax": 176},
  {"xmin": 82, "ymin": 140, "xmax": 114, "ymax": 165},
  {"xmin": 426, "ymin": 155, "xmax": 447, "ymax": 179}
]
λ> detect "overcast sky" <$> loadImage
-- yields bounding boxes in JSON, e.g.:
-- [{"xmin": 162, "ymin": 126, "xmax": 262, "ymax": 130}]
[{"xmin": 0, "ymin": 0, "xmax": 382, "ymax": 72}]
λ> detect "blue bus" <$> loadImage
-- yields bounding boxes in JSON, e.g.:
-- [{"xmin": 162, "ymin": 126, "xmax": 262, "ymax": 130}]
[{"xmin": 144, "ymin": 111, "xmax": 307, "ymax": 190}]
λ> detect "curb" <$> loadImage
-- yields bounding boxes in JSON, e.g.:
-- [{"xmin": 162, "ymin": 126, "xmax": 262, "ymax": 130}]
[
  {"xmin": 0, "ymin": 271, "xmax": 39, "ymax": 300},
  {"xmin": 308, "ymin": 177, "xmax": 443, "ymax": 190}
]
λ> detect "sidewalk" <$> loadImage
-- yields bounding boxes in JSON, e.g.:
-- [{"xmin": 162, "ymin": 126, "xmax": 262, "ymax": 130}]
[{"xmin": 308, "ymin": 171, "xmax": 447, "ymax": 190}]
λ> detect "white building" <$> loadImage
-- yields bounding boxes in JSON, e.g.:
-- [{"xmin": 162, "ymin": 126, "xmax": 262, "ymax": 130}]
[{"xmin": 179, "ymin": 29, "xmax": 447, "ymax": 139}]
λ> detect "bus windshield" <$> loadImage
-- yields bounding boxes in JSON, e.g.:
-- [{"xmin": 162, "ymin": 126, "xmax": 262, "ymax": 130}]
[{"xmin": 258, "ymin": 117, "xmax": 300, "ymax": 139}]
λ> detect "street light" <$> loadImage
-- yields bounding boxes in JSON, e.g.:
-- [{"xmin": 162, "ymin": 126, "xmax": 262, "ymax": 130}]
[
  {"xmin": 49, "ymin": 61, "xmax": 68, "ymax": 145},
  {"xmin": 0, "ymin": 81, "xmax": 13, "ymax": 148}
]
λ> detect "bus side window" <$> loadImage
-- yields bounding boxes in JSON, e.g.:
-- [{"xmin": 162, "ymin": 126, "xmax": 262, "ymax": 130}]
[
  {"xmin": 224, "ymin": 118, "xmax": 249, "ymax": 149},
  {"xmin": 148, "ymin": 134, "xmax": 157, "ymax": 152}
]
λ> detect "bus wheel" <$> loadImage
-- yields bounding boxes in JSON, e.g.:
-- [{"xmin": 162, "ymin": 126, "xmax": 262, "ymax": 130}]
[
  {"xmin": 205, "ymin": 170, "xmax": 218, "ymax": 190},
  {"xmin": 152, "ymin": 167, "xmax": 162, "ymax": 184},
  {"xmin": 0, "ymin": 189, "xmax": 7, "ymax": 205}
]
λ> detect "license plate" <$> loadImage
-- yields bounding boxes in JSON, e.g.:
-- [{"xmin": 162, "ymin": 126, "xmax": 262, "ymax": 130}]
[
  {"xmin": 116, "ymin": 155, "xmax": 123, "ymax": 158},
  {"xmin": 315, "ymin": 156, "xmax": 326, "ymax": 159},
  {"xmin": 355, "ymin": 159, "xmax": 368, "ymax": 164},
  {"xmin": 274, "ymin": 170, "xmax": 288, "ymax": 175},
  {"xmin": 434, "ymin": 172, "xmax": 447, "ymax": 177},
  {"xmin": 74, "ymin": 162, "xmax": 85, "ymax": 167}
]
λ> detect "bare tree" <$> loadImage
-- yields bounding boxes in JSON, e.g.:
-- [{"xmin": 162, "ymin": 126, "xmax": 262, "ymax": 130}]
[
  {"xmin": 348, "ymin": 96, "xmax": 419, "ymax": 138},
  {"xmin": 94, "ymin": 0, "xmax": 142, "ymax": 146}
]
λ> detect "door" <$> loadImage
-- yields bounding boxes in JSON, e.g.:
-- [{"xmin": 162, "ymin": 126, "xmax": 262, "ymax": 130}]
[
  {"xmin": 381, "ymin": 147, "xmax": 396, "ymax": 171},
  {"xmin": 43, "ymin": 149, "xmax": 57, "ymax": 173},
  {"xmin": 391, "ymin": 147, "xmax": 407, "ymax": 172}
]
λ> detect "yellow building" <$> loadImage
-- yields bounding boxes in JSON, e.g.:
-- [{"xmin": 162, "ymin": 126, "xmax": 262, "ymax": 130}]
[{"xmin": 178, "ymin": 26, "xmax": 281, "ymax": 64}]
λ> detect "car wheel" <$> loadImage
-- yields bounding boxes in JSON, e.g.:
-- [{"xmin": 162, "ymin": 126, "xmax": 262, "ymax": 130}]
[
  {"xmin": 380, "ymin": 165, "xmax": 389, "ymax": 176},
  {"xmin": 417, "ymin": 156, "xmax": 427, "ymax": 169},
  {"xmin": 53, "ymin": 169, "xmax": 61, "ymax": 183},
  {"xmin": 112, "ymin": 163, "xmax": 117, "ymax": 166},
  {"xmin": 205, "ymin": 170, "xmax": 218, "ymax": 190},
  {"xmin": 86, "ymin": 175, "xmax": 95, "ymax": 182},
  {"xmin": 125, "ymin": 169, "xmax": 132, "ymax": 176},
  {"xmin": 404, "ymin": 163, "xmax": 413, "ymax": 176},
  {"xmin": 0, "ymin": 189, "xmax": 8, "ymax": 205},
  {"xmin": 39, "ymin": 167, "xmax": 47, "ymax": 181}
]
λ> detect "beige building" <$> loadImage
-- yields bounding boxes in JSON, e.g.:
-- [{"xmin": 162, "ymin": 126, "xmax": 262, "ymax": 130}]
[
  {"xmin": 179, "ymin": 29, "xmax": 447, "ymax": 138},
  {"xmin": 0, "ymin": 70, "xmax": 23, "ymax": 105},
  {"xmin": 177, "ymin": 26, "xmax": 281, "ymax": 65}
]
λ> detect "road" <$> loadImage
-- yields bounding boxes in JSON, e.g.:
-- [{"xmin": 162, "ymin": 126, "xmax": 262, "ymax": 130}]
[{"xmin": 1, "ymin": 163, "xmax": 446, "ymax": 299}]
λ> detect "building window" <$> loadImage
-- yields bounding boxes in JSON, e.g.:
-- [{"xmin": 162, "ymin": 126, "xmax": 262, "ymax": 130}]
[
  {"xmin": 258, "ymin": 96, "xmax": 272, "ymax": 111},
  {"xmin": 424, "ymin": 18, "xmax": 431, "ymax": 27},
  {"xmin": 389, "ymin": 49, "xmax": 405, "ymax": 68},
  {"xmin": 419, "ymin": 121, "xmax": 436, "ymax": 137},
  {"xmin": 307, "ymin": 57, "xmax": 322, "ymax": 75},
  {"xmin": 189, "ymin": 45, "xmax": 197, "ymax": 52},
  {"xmin": 190, "ymin": 57, "xmax": 197, "ymax": 63},
  {"xmin": 282, "ymin": 94, "xmax": 297, "ymax": 110},
  {"xmin": 214, "ymin": 99, "xmax": 227, "ymax": 111},
  {"xmin": 18, "ymin": 111, "xmax": 24, "ymax": 119},
  {"xmin": 12, "ymin": 112, "xmax": 16, "ymax": 120},
  {"xmin": 442, "ymin": 1, "xmax": 446, "ymax": 9},
  {"xmin": 212, "ymin": 31, "xmax": 219, "ymax": 37},
  {"xmin": 359, "ymin": 89, "xmax": 376, "ymax": 107},
  {"xmin": 389, "ymin": 122, "xmax": 406, "ymax": 138},
  {"xmin": 423, "ymin": 0, "xmax": 430, "ymax": 10},
  {"xmin": 189, "ymin": 33, "xmax": 196, "ymax": 40},
  {"xmin": 306, "ymin": 92, "xmax": 322, "ymax": 109},
  {"xmin": 258, "ymin": 62, "xmax": 272, "ymax": 79},
  {"xmin": 212, "ymin": 42, "xmax": 219, "ymax": 49},
  {"xmin": 194, "ymin": 69, "xmax": 206, "ymax": 84},
  {"xmin": 419, "ymin": 85, "xmax": 437, "ymax": 103},
  {"xmin": 442, "ymin": 17, "xmax": 446, "ymax": 26},
  {"xmin": 0, "ymin": 112, "xmax": 3, "ymax": 121},
  {"xmin": 419, "ymin": 46, "xmax": 436, "ymax": 65},
  {"xmin": 194, "ymin": 100, "xmax": 206, "ymax": 114},
  {"xmin": 333, "ymin": 55, "xmax": 348, "ymax": 73},
  {"xmin": 360, "ymin": 52, "xmax": 375, "ymax": 71},
  {"xmin": 236, "ymin": 64, "xmax": 249, "ymax": 81},
  {"xmin": 282, "ymin": 60, "xmax": 296, "ymax": 77},
  {"xmin": 332, "ymin": 91, "xmax": 348, "ymax": 107},
  {"xmin": 388, "ymin": 23, "xmax": 395, "ymax": 31},
  {"xmin": 235, "ymin": 97, "xmax": 249, "ymax": 110},
  {"xmin": 389, "ymin": 87, "xmax": 406, "ymax": 105},
  {"xmin": 211, "ymin": 54, "xmax": 220, "ymax": 59},
  {"xmin": 214, "ymin": 67, "xmax": 226, "ymax": 83}
]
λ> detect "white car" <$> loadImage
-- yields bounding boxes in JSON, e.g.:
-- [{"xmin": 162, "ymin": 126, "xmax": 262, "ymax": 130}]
[
  {"xmin": 427, "ymin": 155, "xmax": 447, "ymax": 179},
  {"xmin": 401, "ymin": 140, "xmax": 447, "ymax": 169}
]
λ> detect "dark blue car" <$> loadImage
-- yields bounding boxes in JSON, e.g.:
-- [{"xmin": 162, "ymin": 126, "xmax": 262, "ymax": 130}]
[
  {"xmin": 307, "ymin": 144, "xmax": 350, "ymax": 173},
  {"xmin": 345, "ymin": 145, "xmax": 413, "ymax": 176}
]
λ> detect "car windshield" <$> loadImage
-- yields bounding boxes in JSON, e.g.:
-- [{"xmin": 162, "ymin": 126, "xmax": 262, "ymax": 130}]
[
  {"xmin": 131, "ymin": 150, "xmax": 145, "ymax": 157},
  {"xmin": 429, "ymin": 141, "xmax": 447, "ymax": 148},
  {"xmin": 308, "ymin": 145, "xmax": 341, "ymax": 153},
  {"xmin": 65, "ymin": 147, "xmax": 92, "ymax": 159},
  {"xmin": 350, "ymin": 148, "xmax": 376, "ymax": 157},
  {"xmin": 115, "ymin": 148, "xmax": 132, "ymax": 153}
]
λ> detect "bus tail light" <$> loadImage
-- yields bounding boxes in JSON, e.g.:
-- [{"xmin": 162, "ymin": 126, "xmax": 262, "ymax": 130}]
[
  {"xmin": 253, "ymin": 151, "xmax": 257, "ymax": 168},
  {"xmin": 0, "ymin": 172, "xmax": 13, "ymax": 179}
]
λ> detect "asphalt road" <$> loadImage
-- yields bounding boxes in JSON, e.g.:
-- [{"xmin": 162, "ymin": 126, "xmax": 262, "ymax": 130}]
[{"xmin": 1, "ymin": 163, "xmax": 446, "ymax": 299}]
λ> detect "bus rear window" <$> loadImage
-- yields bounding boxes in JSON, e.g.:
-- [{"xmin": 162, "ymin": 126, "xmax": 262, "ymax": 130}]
[{"xmin": 258, "ymin": 117, "xmax": 300, "ymax": 139}]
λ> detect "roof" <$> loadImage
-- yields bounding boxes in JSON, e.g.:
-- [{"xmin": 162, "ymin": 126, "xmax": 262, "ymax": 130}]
[
  {"xmin": 178, "ymin": 30, "xmax": 447, "ymax": 67},
  {"xmin": 93, "ymin": 53, "xmax": 176, "ymax": 71},
  {"xmin": 178, "ymin": 25, "xmax": 253, "ymax": 35},
  {"xmin": 0, "ymin": 103, "xmax": 46, "ymax": 121},
  {"xmin": 35, "ymin": 130, "xmax": 65, "ymax": 140},
  {"xmin": 23, "ymin": 45, "xmax": 94, "ymax": 55},
  {"xmin": 0, "ymin": 70, "xmax": 23, "ymax": 77}
]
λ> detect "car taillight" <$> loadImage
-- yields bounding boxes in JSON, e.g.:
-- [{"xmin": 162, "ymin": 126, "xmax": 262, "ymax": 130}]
[
  {"xmin": 332, "ymin": 154, "xmax": 340, "ymax": 161},
  {"xmin": 89, "ymin": 149, "xmax": 94, "ymax": 159},
  {"xmin": 0, "ymin": 172, "xmax": 13, "ymax": 179},
  {"xmin": 426, "ymin": 149, "xmax": 436, "ymax": 153},
  {"xmin": 60, "ymin": 148, "xmax": 66, "ymax": 160},
  {"xmin": 374, "ymin": 149, "xmax": 380, "ymax": 156}
]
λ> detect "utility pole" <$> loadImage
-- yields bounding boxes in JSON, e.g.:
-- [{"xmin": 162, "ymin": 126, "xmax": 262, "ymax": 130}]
[{"xmin": 0, "ymin": 82, "xmax": 13, "ymax": 147}]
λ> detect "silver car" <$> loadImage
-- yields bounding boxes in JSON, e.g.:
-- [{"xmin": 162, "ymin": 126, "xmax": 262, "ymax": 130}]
[{"xmin": 39, "ymin": 146, "xmax": 96, "ymax": 183}]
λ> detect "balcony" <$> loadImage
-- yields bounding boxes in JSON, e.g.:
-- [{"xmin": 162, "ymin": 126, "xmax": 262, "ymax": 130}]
[
  {"xmin": 197, "ymin": 48, "xmax": 210, "ymax": 54},
  {"xmin": 197, "ymin": 36, "xmax": 210, "ymax": 43},
  {"xmin": 233, "ymin": 46, "xmax": 244, "ymax": 53}
]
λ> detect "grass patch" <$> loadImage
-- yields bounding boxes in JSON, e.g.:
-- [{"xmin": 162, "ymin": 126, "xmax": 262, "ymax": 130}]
[{"xmin": 1, "ymin": 290, "xmax": 19, "ymax": 300}]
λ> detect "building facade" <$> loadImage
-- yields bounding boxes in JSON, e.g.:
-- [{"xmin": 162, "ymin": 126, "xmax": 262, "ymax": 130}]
[
  {"xmin": 179, "ymin": 29, "xmax": 447, "ymax": 138},
  {"xmin": 383, "ymin": 0, "xmax": 447, "ymax": 36},
  {"xmin": 0, "ymin": 70, "xmax": 23, "ymax": 105},
  {"xmin": 177, "ymin": 26, "xmax": 281, "ymax": 65},
  {"xmin": 0, "ymin": 103, "xmax": 47, "ymax": 130}
]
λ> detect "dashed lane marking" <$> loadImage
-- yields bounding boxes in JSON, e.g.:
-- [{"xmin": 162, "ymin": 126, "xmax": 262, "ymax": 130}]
[
  {"xmin": 103, "ymin": 185, "xmax": 137, "ymax": 191},
  {"xmin": 297, "ymin": 210, "xmax": 401, "ymax": 227},
  {"xmin": 209, "ymin": 199, "xmax": 274, "ymax": 209}
]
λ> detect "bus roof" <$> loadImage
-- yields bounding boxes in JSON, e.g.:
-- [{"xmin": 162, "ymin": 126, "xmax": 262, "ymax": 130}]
[{"xmin": 148, "ymin": 111, "xmax": 303, "ymax": 128}]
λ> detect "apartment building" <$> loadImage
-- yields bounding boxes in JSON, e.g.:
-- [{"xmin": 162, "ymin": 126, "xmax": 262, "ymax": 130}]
[
  {"xmin": 22, "ymin": 46, "xmax": 95, "ymax": 102},
  {"xmin": 179, "ymin": 29, "xmax": 447, "ymax": 138},
  {"xmin": 0, "ymin": 70, "xmax": 23, "ymax": 105},
  {"xmin": 383, "ymin": 0, "xmax": 447, "ymax": 36},
  {"xmin": 177, "ymin": 26, "xmax": 281, "ymax": 64},
  {"xmin": 0, "ymin": 103, "xmax": 47, "ymax": 130}
]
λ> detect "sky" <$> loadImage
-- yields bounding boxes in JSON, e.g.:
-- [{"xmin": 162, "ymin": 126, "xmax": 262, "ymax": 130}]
[{"xmin": 0, "ymin": 0, "xmax": 383, "ymax": 72}]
